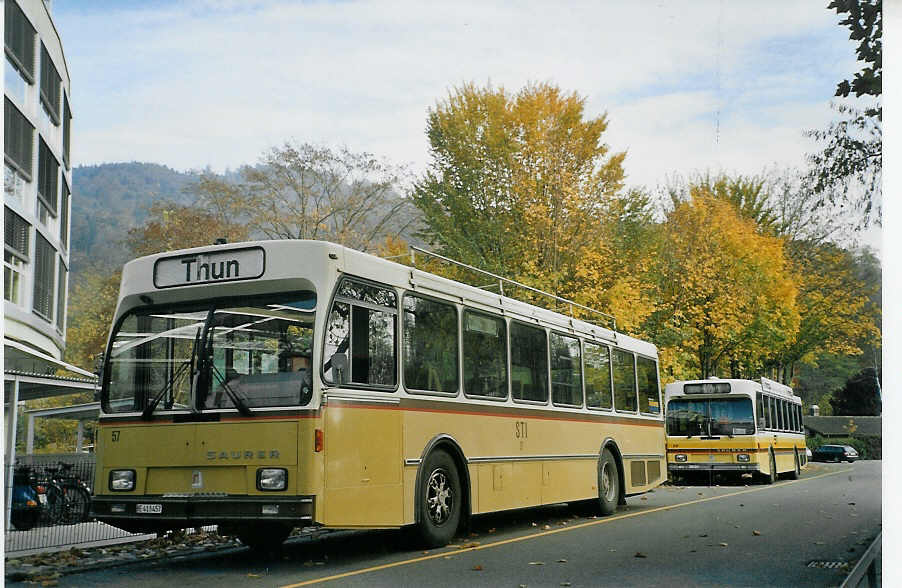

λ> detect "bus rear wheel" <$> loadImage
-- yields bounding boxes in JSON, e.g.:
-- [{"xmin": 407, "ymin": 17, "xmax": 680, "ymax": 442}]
[
  {"xmin": 415, "ymin": 449, "xmax": 462, "ymax": 548},
  {"xmin": 786, "ymin": 450, "xmax": 800, "ymax": 480},
  {"xmin": 597, "ymin": 449, "xmax": 620, "ymax": 516},
  {"xmin": 762, "ymin": 450, "xmax": 776, "ymax": 485},
  {"xmin": 237, "ymin": 523, "xmax": 293, "ymax": 553}
]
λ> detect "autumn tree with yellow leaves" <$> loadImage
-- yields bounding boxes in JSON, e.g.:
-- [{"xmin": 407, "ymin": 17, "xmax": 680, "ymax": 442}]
[
  {"xmin": 645, "ymin": 194, "xmax": 799, "ymax": 379},
  {"xmin": 412, "ymin": 82, "xmax": 626, "ymax": 293}
]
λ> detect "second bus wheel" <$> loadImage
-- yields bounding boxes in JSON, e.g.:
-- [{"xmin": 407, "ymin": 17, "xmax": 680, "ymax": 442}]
[
  {"xmin": 597, "ymin": 449, "xmax": 620, "ymax": 516},
  {"xmin": 237, "ymin": 523, "xmax": 293, "ymax": 553},
  {"xmin": 415, "ymin": 449, "xmax": 462, "ymax": 548}
]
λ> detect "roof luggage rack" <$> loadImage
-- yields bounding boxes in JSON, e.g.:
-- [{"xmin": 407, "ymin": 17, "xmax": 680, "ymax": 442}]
[{"xmin": 408, "ymin": 246, "xmax": 617, "ymax": 331}]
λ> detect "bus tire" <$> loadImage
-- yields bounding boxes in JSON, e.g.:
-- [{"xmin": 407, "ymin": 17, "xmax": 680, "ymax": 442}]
[
  {"xmin": 763, "ymin": 450, "xmax": 776, "ymax": 485},
  {"xmin": 415, "ymin": 449, "xmax": 462, "ymax": 548},
  {"xmin": 597, "ymin": 449, "xmax": 620, "ymax": 516},
  {"xmin": 786, "ymin": 450, "xmax": 800, "ymax": 480},
  {"xmin": 237, "ymin": 523, "xmax": 293, "ymax": 553}
]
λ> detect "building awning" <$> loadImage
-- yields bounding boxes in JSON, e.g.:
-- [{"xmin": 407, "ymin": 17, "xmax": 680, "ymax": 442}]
[{"xmin": 4, "ymin": 338, "xmax": 98, "ymax": 402}]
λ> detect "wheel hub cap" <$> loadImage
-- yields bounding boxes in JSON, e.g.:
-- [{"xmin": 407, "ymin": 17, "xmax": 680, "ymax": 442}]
[{"xmin": 426, "ymin": 468, "xmax": 453, "ymax": 525}]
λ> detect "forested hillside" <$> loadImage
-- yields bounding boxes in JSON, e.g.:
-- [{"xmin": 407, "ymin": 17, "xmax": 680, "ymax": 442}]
[{"xmin": 71, "ymin": 162, "xmax": 196, "ymax": 272}]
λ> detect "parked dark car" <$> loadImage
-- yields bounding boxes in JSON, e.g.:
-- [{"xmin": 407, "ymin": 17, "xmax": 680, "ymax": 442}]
[{"xmin": 811, "ymin": 444, "xmax": 859, "ymax": 462}]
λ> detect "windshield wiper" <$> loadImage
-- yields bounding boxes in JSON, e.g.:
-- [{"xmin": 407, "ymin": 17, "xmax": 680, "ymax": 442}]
[
  {"xmin": 210, "ymin": 364, "xmax": 252, "ymax": 417},
  {"xmin": 141, "ymin": 360, "xmax": 191, "ymax": 420}
]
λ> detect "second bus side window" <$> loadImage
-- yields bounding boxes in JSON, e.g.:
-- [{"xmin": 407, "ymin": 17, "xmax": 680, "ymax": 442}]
[
  {"xmin": 463, "ymin": 311, "xmax": 507, "ymax": 398},
  {"xmin": 403, "ymin": 295, "xmax": 458, "ymax": 393},
  {"xmin": 511, "ymin": 322, "xmax": 548, "ymax": 402}
]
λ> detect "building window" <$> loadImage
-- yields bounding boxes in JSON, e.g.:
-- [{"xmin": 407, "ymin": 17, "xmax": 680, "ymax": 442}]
[
  {"xmin": 37, "ymin": 137, "xmax": 58, "ymax": 216},
  {"xmin": 4, "ymin": 163, "xmax": 27, "ymax": 204},
  {"xmin": 4, "ymin": 252, "xmax": 25, "ymax": 304},
  {"xmin": 5, "ymin": 57, "xmax": 27, "ymax": 102},
  {"xmin": 63, "ymin": 95, "xmax": 72, "ymax": 169},
  {"xmin": 32, "ymin": 232, "xmax": 55, "ymax": 321},
  {"xmin": 56, "ymin": 258, "xmax": 67, "ymax": 331},
  {"xmin": 4, "ymin": 0, "xmax": 36, "ymax": 83},
  {"xmin": 4, "ymin": 97, "xmax": 34, "ymax": 178},
  {"xmin": 40, "ymin": 43, "xmax": 61, "ymax": 125},
  {"xmin": 60, "ymin": 178, "xmax": 69, "ymax": 248}
]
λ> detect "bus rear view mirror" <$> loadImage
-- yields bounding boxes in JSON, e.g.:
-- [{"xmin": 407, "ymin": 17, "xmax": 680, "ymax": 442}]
[{"xmin": 331, "ymin": 353, "xmax": 348, "ymax": 384}]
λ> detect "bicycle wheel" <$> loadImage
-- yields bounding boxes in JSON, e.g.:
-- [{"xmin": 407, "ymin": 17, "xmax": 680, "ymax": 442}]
[
  {"xmin": 44, "ymin": 484, "xmax": 66, "ymax": 525},
  {"xmin": 63, "ymin": 487, "xmax": 91, "ymax": 524}
]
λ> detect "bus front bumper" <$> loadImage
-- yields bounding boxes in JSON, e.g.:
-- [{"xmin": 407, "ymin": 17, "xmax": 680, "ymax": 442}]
[
  {"xmin": 668, "ymin": 463, "xmax": 760, "ymax": 472},
  {"xmin": 91, "ymin": 495, "xmax": 315, "ymax": 532}
]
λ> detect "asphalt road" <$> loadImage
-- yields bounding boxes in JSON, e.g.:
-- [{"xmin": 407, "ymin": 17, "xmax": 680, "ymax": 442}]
[{"xmin": 42, "ymin": 460, "xmax": 881, "ymax": 587}]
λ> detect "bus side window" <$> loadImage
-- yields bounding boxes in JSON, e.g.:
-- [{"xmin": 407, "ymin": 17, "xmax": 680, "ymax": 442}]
[
  {"xmin": 510, "ymin": 322, "xmax": 548, "ymax": 403},
  {"xmin": 550, "ymin": 332, "xmax": 582, "ymax": 406},
  {"xmin": 612, "ymin": 348, "xmax": 637, "ymax": 413},
  {"xmin": 636, "ymin": 356, "xmax": 659, "ymax": 414},
  {"xmin": 324, "ymin": 278, "xmax": 398, "ymax": 388},
  {"xmin": 756, "ymin": 391, "xmax": 765, "ymax": 429},
  {"xmin": 584, "ymin": 342, "xmax": 612, "ymax": 410}
]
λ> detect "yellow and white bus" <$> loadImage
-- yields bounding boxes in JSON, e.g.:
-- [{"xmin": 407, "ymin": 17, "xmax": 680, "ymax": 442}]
[
  {"xmin": 92, "ymin": 240, "xmax": 665, "ymax": 550},
  {"xmin": 664, "ymin": 377, "xmax": 806, "ymax": 484}
]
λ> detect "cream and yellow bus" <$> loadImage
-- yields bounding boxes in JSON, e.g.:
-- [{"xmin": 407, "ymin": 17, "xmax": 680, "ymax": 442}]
[
  {"xmin": 664, "ymin": 377, "xmax": 806, "ymax": 484},
  {"xmin": 92, "ymin": 240, "xmax": 665, "ymax": 550}
]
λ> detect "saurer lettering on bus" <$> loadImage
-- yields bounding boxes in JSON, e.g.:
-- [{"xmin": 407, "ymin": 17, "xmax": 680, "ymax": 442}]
[{"xmin": 181, "ymin": 257, "xmax": 240, "ymax": 283}]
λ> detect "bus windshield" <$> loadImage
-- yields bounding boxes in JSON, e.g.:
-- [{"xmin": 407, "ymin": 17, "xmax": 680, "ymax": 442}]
[
  {"xmin": 105, "ymin": 292, "xmax": 316, "ymax": 414},
  {"xmin": 666, "ymin": 397, "xmax": 755, "ymax": 437}
]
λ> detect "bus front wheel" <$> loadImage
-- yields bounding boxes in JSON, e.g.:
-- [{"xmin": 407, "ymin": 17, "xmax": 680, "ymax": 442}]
[
  {"xmin": 597, "ymin": 449, "xmax": 620, "ymax": 516},
  {"xmin": 415, "ymin": 449, "xmax": 462, "ymax": 548}
]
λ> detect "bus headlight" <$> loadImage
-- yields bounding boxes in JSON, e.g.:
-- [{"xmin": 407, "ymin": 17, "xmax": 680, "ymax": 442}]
[
  {"xmin": 737, "ymin": 454, "xmax": 750, "ymax": 462},
  {"xmin": 674, "ymin": 454, "xmax": 688, "ymax": 463},
  {"xmin": 109, "ymin": 470, "xmax": 136, "ymax": 491},
  {"xmin": 257, "ymin": 468, "xmax": 287, "ymax": 491}
]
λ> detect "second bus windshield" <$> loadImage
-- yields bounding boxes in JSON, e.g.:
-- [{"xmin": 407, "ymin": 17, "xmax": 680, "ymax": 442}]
[{"xmin": 666, "ymin": 397, "xmax": 755, "ymax": 437}]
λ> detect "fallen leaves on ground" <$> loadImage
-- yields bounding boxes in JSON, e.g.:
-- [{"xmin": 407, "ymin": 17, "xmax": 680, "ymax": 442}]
[
  {"xmin": 634, "ymin": 552, "xmax": 647, "ymax": 558},
  {"xmin": 472, "ymin": 565, "xmax": 483, "ymax": 571},
  {"xmin": 753, "ymin": 530, "xmax": 761, "ymax": 536},
  {"xmin": 528, "ymin": 561, "xmax": 545, "ymax": 566}
]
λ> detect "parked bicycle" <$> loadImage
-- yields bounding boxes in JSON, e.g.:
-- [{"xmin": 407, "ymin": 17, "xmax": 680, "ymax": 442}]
[
  {"xmin": 48, "ymin": 462, "xmax": 92, "ymax": 524},
  {"xmin": 35, "ymin": 462, "xmax": 92, "ymax": 526}
]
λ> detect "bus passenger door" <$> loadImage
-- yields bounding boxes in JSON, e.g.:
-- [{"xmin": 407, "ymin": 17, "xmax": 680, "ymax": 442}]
[{"xmin": 322, "ymin": 402, "xmax": 403, "ymax": 527}]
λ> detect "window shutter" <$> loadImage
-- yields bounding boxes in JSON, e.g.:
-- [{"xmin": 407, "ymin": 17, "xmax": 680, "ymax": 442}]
[
  {"xmin": 4, "ymin": 97, "xmax": 34, "ymax": 178},
  {"xmin": 4, "ymin": 206, "xmax": 31, "ymax": 258},
  {"xmin": 32, "ymin": 232, "xmax": 55, "ymax": 320},
  {"xmin": 39, "ymin": 43, "xmax": 61, "ymax": 125},
  {"xmin": 37, "ymin": 137, "xmax": 58, "ymax": 215},
  {"xmin": 4, "ymin": 1, "xmax": 36, "ymax": 82},
  {"xmin": 60, "ymin": 178, "xmax": 70, "ymax": 248},
  {"xmin": 56, "ymin": 258, "xmax": 67, "ymax": 331}
]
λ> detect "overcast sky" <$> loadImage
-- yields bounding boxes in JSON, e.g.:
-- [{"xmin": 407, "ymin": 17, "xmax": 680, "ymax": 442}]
[{"xmin": 52, "ymin": 0, "xmax": 877, "ymax": 235}]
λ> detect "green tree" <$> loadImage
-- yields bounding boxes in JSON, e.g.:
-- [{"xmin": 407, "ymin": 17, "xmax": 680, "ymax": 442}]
[
  {"xmin": 807, "ymin": 0, "xmax": 882, "ymax": 224},
  {"xmin": 830, "ymin": 367, "xmax": 881, "ymax": 415}
]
